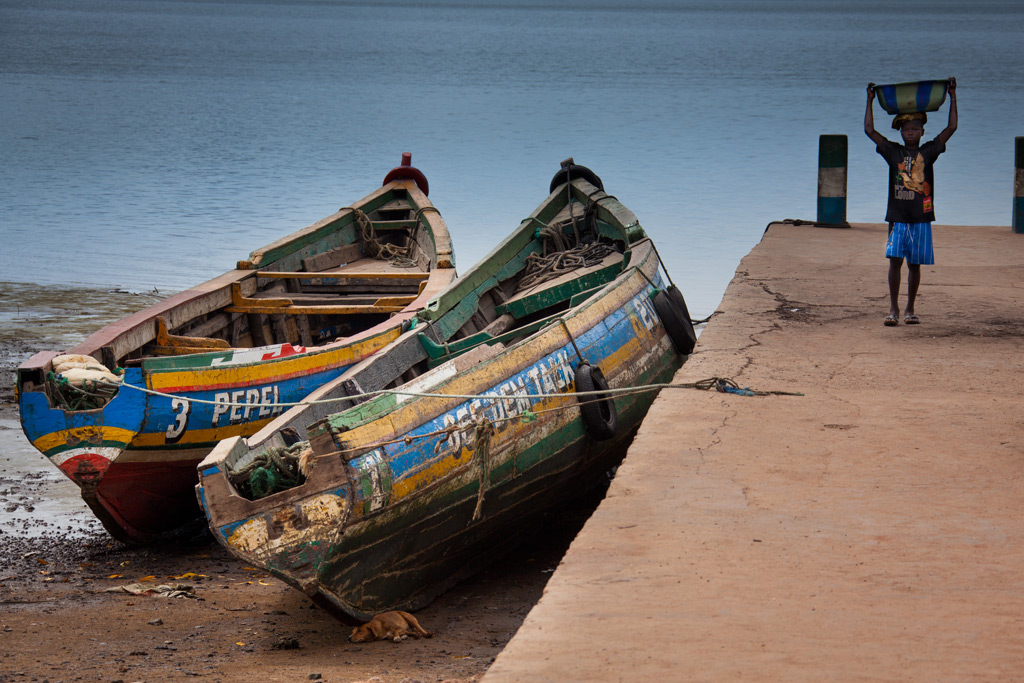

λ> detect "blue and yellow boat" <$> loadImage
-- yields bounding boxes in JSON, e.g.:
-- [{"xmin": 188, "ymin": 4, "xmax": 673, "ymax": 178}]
[
  {"xmin": 16, "ymin": 155, "xmax": 455, "ymax": 545},
  {"xmin": 196, "ymin": 160, "xmax": 695, "ymax": 621}
]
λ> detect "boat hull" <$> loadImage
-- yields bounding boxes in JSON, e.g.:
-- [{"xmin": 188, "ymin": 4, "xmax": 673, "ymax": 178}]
[
  {"xmin": 200, "ymin": 239, "xmax": 683, "ymax": 620},
  {"xmin": 19, "ymin": 337, "xmax": 393, "ymax": 543},
  {"xmin": 314, "ymin": 351, "xmax": 678, "ymax": 619}
]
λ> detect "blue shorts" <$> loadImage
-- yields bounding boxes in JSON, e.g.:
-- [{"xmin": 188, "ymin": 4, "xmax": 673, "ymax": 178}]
[{"xmin": 886, "ymin": 222, "xmax": 934, "ymax": 265}]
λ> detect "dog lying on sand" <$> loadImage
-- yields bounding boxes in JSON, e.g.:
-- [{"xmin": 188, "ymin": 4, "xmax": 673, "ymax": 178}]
[{"xmin": 348, "ymin": 611, "xmax": 433, "ymax": 643}]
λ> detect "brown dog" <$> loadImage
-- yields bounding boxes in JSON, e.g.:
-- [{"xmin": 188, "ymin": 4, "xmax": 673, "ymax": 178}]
[{"xmin": 347, "ymin": 611, "xmax": 433, "ymax": 643}]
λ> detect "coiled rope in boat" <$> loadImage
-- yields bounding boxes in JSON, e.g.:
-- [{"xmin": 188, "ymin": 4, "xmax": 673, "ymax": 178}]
[
  {"xmin": 45, "ymin": 354, "xmax": 123, "ymax": 410},
  {"xmin": 228, "ymin": 441, "xmax": 310, "ymax": 500},
  {"xmin": 517, "ymin": 241, "xmax": 617, "ymax": 292},
  {"xmin": 353, "ymin": 208, "xmax": 417, "ymax": 268},
  {"xmin": 46, "ymin": 371, "xmax": 119, "ymax": 411}
]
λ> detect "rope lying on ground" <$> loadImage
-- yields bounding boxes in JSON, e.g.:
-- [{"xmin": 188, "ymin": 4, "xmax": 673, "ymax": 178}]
[{"xmin": 691, "ymin": 311, "xmax": 718, "ymax": 325}]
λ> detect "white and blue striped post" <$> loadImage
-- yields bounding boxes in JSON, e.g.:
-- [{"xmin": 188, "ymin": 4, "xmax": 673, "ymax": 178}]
[
  {"xmin": 817, "ymin": 134, "xmax": 848, "ymax": 227},
  {"xmin": 1014, "ymin": 137, "xmax": 1024, "ymax": 234}
]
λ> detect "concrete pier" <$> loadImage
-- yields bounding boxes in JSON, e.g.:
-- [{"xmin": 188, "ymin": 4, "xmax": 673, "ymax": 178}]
[{"xmin": 485, "ymin": 222, "xmax": 1024, "ymax": 681}]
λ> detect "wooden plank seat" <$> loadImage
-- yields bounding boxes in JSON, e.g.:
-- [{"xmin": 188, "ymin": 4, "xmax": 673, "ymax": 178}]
[
  {"xmin": 256, "ymin": 270, "xmax": 428, "ymax": 285},
  {"xmin": 150, "ymin": 316, "xmax": 233, "ymax": 356},
  {"xmin": 495, "ymin": 252, "xmax": 624, "ymax": 319},
  {"xmin": 363, "ymin": 219, "xmax": 419, "ymax": 231},
  {"xmin": 251, "ymin": 292, "xmax": 408, "ymax": 306},
  {"xmin": 257, "ymin": 265, "xmax": 429, "ymax": 296},
  {"xmin": 417, "ymin": 311, "xmax": 564, "ymax": 365},
  {"xmin": 225, "ymin": 283, "xmax": 414, "ymax": 316},
  {"xmin": 373, "ymin": 199, "xmax": 413, "ymax": 213}
]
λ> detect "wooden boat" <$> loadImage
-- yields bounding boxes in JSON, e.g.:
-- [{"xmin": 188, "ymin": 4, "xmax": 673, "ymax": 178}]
[
  {"xmin": 16, "ymin": 154, "xmax": 456, "ymax": 545},
  {"xmin": 196, "ymin": 160, "xmax": 696, "ymax": 621}
]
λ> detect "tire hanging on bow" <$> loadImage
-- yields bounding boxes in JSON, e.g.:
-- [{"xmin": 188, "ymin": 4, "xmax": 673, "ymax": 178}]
[
  {"xmin": 574, "ymin": 362, "xmax": 618, "ymax": 441},
  {"xmin": 653, "ymin": 286, "xmax": 697, "ymax": 355}
]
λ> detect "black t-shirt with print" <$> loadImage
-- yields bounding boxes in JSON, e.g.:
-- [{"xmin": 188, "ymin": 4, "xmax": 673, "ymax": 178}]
[{"xmin": 876, "ymin": 138, "xmax": 946, "ymax": 223}]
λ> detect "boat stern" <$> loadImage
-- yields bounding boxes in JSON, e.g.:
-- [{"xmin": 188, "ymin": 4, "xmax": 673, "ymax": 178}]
[
  {"xmin": 16, "ymin": 351, "xmax": 143, "ymax": 492},
  {"xmin": 197, "ymin": 437, "xmax": 351, "ymax": 595}
]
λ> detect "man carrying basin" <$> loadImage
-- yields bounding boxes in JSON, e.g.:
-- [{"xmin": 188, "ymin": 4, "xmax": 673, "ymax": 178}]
[{"xmin": 865, "ymin": 77, "xmax": 958, "ymax": 326}]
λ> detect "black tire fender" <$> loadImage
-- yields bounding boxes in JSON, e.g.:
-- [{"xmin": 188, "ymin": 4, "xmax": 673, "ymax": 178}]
[
  {"xmin": 653, "ymin": 287, "xmax": 696, "ymax": 355},
  {"xmin": 574, "ymin": 362, "xmax": 618, "ymax": 441},
  {"xmin": 549, "ymin": 163, "xmax": 604, "ymax": 194}
]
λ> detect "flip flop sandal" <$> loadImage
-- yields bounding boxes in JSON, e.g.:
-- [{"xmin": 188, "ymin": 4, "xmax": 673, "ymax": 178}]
[
  {"xmin": 904, "ymin": 315, "xmax": 920, "ymax": 324},
  {"xmin": 884, "ymin": 315, "xmax": 899, "ymax": 326}
]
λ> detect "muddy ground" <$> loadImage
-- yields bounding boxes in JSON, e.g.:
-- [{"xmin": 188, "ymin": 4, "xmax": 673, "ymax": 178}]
[
  {"xmin": 0, "ymin": 285, "xmax": 607, "ymax": 682},
  {"xmin": 0, "ymin": 442, "xmax": 603, "ymax": 683},
  {"xmin": 0, "ymin": 503, "xmax": 600, "ymax": 683}
]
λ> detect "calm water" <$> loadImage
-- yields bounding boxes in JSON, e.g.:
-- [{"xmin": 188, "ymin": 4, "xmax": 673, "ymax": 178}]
[{"xmin": 3, "ymin": 0, "xmax": 1023, "ymax": 320}]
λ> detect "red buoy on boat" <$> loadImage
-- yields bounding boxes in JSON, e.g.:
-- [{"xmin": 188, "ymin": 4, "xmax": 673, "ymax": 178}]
[{"xmin": 383, "ymin": 152, "xmax": 429, "ymax": 195}]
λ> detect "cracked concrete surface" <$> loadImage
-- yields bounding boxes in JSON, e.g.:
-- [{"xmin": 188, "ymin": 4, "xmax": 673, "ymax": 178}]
[{"xmin": 485, "ymin": 222, "xmax": 1024, "ymax": 682}]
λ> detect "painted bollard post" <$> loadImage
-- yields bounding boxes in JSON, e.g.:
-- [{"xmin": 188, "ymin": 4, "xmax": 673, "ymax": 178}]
[
  {"xmin": 1014, "ymin": 137, "xmax": 1024, "ymax": 234},
  {"xmin": 817, "ymin": 134, "xmax": 848, "ymax": 227}
]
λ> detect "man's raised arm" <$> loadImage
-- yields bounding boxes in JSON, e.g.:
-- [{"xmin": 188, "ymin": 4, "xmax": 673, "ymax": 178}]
[
  {"xmin": 937, "ymin": 77, "xmax": 958, "ymax": 145},
  {"xmin": 865, "ymin": 83, "xmax": 887, "ymax": 146}
]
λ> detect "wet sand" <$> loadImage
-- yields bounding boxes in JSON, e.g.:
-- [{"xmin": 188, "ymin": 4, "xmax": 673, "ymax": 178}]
[
  {"xmin": 0, "ymin": 282, "xmax": 166, "ymax": 532},
  {"xmin": 0, "ymin": 491, "xmax": 598, "ymax": 683},
  {"xmin": 0, "ymin": 281, "xmax": 164, "ymax": 417}
]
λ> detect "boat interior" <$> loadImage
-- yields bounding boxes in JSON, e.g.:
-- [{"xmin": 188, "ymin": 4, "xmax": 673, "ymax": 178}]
[
  {"xmin": 405, "ymin": 193, "xmax": 635, "ymax": 375},
  {"xmin": 122, "ymin": 193, "xmax": 441, "ymax": 366},
  {"xmin": 223, "ymin": 188, "xmax": 647, "ymax": 500}
]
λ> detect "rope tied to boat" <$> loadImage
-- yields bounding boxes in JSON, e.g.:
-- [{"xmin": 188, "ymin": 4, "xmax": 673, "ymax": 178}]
[
  {"xmin": 470, "ymin": 416, "xmax": 495, "ymax": 523},
  {"xmin": 45, "ymin": 371, "xmax": 119, "ymax": 411},
  {"xmin": 414, "ymin": 206, "xmax": 441, "ymax": 221},
  {"xmin": 191, "ymin": 376, "xmax": 799, "ymax": 501},
  {"xmin": 102, "ymin": 375, "xmax": 804, "ymax": 410},
  {"xmin": 214, "ymin": 375, "xmax": 795, "ymax": 471},
  {"xmin": 432, "ymin": 423, "xmax": 461, "ymax": 455}
]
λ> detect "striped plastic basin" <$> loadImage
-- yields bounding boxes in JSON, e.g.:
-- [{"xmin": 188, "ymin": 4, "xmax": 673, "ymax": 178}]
[{"xmin": 874, "ymin": 80, "xmax": 950, "ymax": 115}]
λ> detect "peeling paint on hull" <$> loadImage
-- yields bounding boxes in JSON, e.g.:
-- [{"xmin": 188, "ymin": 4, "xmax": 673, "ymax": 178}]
[{"xmin": 198, "ymin": 176, "xmax": 690, "ymax": 621}]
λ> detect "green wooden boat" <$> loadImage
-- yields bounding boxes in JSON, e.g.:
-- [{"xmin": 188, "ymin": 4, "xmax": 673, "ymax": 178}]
[{"xmin": 197, "ymin": 160, "xmax": 696, "ymax": 621}]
